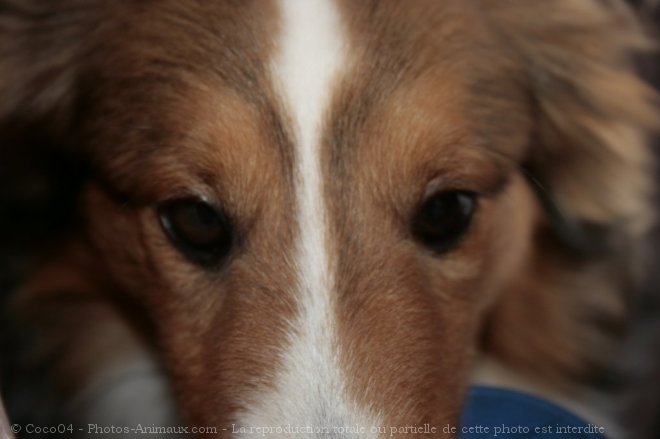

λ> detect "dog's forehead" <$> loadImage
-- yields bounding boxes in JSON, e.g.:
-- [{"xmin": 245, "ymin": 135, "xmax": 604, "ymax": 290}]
[{"xmin": 88, "ymin": 0, "xmax": 531, "ymax": 199}]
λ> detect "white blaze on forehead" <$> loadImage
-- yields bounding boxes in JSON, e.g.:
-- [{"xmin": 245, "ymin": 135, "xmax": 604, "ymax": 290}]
[{"xmin": 234, "ymin": 0, "xmax": 380, "ymax": 435}]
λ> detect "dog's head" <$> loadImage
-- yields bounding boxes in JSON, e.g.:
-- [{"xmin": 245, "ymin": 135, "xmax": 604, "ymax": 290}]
[{"xmin": 1, "ymin": 0, "xmax": 657, "ymax": 434}]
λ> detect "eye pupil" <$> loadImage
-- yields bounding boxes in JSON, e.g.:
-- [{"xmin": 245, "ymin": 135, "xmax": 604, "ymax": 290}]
[
  {"xmin": 413, "ymin": 191, "xmax": 476, "ymax": 254},
  {"xmin": 158, "ymin": 199, "xmax": 232, "ymax": 266}
]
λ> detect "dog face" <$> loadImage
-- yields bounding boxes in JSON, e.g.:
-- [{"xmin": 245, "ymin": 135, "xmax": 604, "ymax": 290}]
[{"xmin": 1, "ymin": 0, "xmax": 656, "ymax": 436}]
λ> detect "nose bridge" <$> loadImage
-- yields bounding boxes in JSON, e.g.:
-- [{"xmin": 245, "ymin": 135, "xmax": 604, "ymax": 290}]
[
  {"xmin": 227, "ymin": 251, "xmax": 388, "ymax": 437},
  {"xmin": 233, "ymin": 268, "xmax": 382, "ymax": 435},
  {"xmin": 234, "ymin": 0, "xmax": 385, "ymax": 431}
]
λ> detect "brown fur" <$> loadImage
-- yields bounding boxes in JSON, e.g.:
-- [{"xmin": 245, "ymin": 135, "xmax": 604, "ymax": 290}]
[
  {"xmin": 0, "ymin": 0, "xmax": 657, "ymax": 437},
  {"xmin": 479, "ymin": 0, "xmax": 658, "ymax": 383}
]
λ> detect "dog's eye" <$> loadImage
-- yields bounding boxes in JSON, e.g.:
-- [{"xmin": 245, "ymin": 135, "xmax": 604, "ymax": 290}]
[
  {"xmin": 412, "ymin": 191, "xmax": 476, "ymax": 254},
  {"xmin": 158, "ymin": 199, "xmax": 232, "ymax": 266}
]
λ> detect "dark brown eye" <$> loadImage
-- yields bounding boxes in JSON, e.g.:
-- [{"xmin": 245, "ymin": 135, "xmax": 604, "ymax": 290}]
[
  {"xmin": 412, "ymin": 191, "xmax": 477, "ymax": 254},
  {"xmin": 158, "ymin": 199, "xmax": 233, "ymax": 266}
]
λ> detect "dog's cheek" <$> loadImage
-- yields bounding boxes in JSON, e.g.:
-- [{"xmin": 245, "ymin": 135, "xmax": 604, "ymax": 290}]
[
  {"xmin": 476, "ymin": 175, "xmax": 540, "ymax": 315},
  {"xmin": 81, "ymin": 186, "xmax": 294, "ymax": 424},
  {"xmin": 78, "ymin": 186, "xmax": 220, "ymax": 420}
]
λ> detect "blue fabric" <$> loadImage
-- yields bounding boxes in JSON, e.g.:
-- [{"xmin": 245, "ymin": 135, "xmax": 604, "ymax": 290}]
[{"xmin": 460, "ymin": 386, "xmax": 608, "ymax": 438}]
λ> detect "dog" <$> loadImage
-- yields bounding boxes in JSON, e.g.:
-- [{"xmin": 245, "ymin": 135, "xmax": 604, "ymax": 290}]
[{"xmin": 0, "ymin": 0, "xmax": 658, "ymax": 437}]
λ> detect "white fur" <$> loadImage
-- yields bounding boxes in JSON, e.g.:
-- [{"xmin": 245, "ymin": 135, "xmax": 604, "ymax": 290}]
[
  {"xmin": 233, "ymin": 0, "xmax": 381, "ymax": 436},
  {"xmin": 73, "ymin": 354, "xmax": 180, "ymax": 429}
]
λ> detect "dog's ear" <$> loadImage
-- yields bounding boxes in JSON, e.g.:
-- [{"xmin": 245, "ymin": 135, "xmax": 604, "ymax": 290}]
[
  {"xmin": 0, "ymin": 1, "xmax": 95, "ymax": 133},
  {"xmin": 481, "ymin": 0, "xmax": 659, "ymax": 383},
  {"xmin": 490, "ymin": 0, "xmax": 657, "ymax": 247},
  {"xmin": 0, "ymin": 1, "xmax": 96, "ymax": 290}
]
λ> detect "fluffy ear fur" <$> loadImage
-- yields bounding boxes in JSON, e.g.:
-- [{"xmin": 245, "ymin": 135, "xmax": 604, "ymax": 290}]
[
  {"xmin": 481, "ymin": 0, "xmax": 659, "ymax": 384},
  {"xmin": 0, "ymin": 2, "xmax": 97, "ymax": 425},
  {"xmin": 0, "ymin": 1, "xmax": 96, "ymax": 291},
  {"xmin": 0, "ymin": 1, "xmax": 95, "ymax": 125}
]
